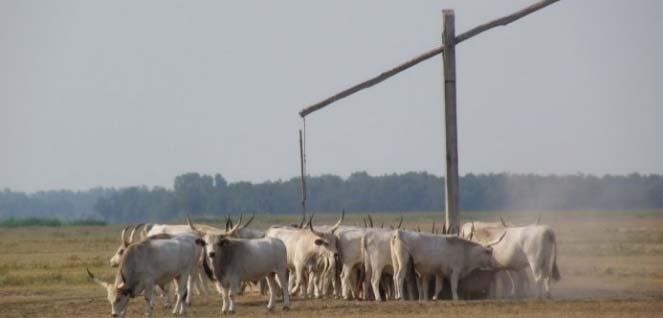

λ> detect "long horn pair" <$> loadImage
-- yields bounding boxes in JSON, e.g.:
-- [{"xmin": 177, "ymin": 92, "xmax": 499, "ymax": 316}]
[
  {"xmin": 120, "ymin": 225, "xmax": 131, "ymax": 247},
  {"xmin": 129, "ymin": 224, "xmax": 144, "ymax": 243},
  {"xmin": 187, "ymin": 217, "xmax": 205, "ymax": 237},
  {"xmin": 329, "ymin": 210, "xmax": 345, "ymax": 234},
  {"xmin": 396, "ymin": 216, "xmax": 403, "ymax": 229},
  {"xmin": 486, "ymin": 231, "xmax": 507, "ymax": 248},
  {"xmin": 227, "ymin": 214, "xmax": 243, "ymax": 236},
  {"xmin": 242, "ymin": 213, "xmax": 255, "ymax": 229},
  {"xmin": 86, "ymin": 268, "xmax": 109, "ymax": 288},
  {"xmin": 307, "ymin": 214, "xmax": 324, "ymax": 236},
  {"xmin": 499, "ymin": 215, "xmax": 508, "ymax": 227}
]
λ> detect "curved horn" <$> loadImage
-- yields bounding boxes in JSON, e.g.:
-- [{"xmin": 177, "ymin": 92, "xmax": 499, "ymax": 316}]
[
  {"xmin": 307, "ymin": 214, "xmax": 324, "ymax": 236},
  {"xmin": 224, "ymin": 215, "xmax": 231, "ymax": 231},
  {"xmin": 120, "ymin": 225, "xmax": 131, "ymax": 247},
  {"xmin": 367, "ymin": 214, "xmax": 374, "ymax": 228},
  {"xmin": 468, "ymin": 221, "xmax": 475, "ymax": 241},
  {"xmin": 142, "ymin": 224, "xmax": 152, "ymax": 238},
  {"xmin": 242, "ymin": 213, "xmax": 255, "ymax": 229},
  {"xmin": 363, "ymin": 218, "xmax": 367, "ymax": 228},
  {"xmin": 307, "ymin": 215, "xmax": 314, "ymax": 231},
  {"xmin": 486, "ymin": 231, "xmax": 507, "ymax": 248},
  {"xmin": 431, "ymin": 221, "xmax": 436, "ymax": 234},
  {"xmin": 499, "ymin": 215, "xmax": 508, "ymax": 227},
  {"xmin": 299, "ymin": 211, "xmax": 307, "ymax": 228},
  {"xmin": 396, "ymin": 216, "xmax": 403, "ymax": 229},
  {"xmin": 227, "ymin": 214, "xmax": 243, "ymax": 235},
  {"xmin": 187, "ymin": 217, "xmax": 204, "ymax": 236},
  {"xmin": 86, "ymin": 268, "xmax": 109, "ymax": 288},
  {"xmin": 129, "ymin": 223, "xmax": 144, "ymax": 243},
  {"xmin": 329, "ymin": 209, "xmax": 345, "ymax": 233}
]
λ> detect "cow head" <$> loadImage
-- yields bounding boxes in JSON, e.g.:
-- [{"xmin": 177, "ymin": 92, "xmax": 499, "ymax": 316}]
[
  {"xmin": 470, "ymin": 231, "xmax": 507, "ymax": 270},
  {"xmin": 307, "ymin": 210, "xmax": 344, "ymax": 259},
  {"xmin": 190, "ymin": 216, "xmax": 242, "ymax": 259},
  {"xmin": 109, "ymin": 225, "xmax": 142, "ymax": 267},
  {"xmin": 87, "ymin": 268, "xmax": 132, "ymax": 317}
]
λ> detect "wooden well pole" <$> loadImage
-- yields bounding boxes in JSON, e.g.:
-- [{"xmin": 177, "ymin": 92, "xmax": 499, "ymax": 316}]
[{"xmin": 442, "ymin": 10, "xmax": 459, "ymax": 234}]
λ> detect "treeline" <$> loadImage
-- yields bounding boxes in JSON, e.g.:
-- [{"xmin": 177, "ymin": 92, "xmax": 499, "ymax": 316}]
[{"xmin": 1, "ymin": 172, "xmax": 662, "ymax": 223}]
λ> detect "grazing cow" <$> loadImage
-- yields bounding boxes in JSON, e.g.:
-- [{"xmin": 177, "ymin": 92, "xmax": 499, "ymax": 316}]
[
  {"xmin": 190, "ymin": 220, "xmax": 290, "ymax": 313},
  {"xmin": 88, "ymin": 233, "xmax": 198, "ymax": 317},
  {"xmin": 391, "ymin": 230, "xmax": 505, "ymax": 301},
  {"xmin": 265, "ymin": 212, "xmax": 343, "ymax": 298},
  {"xmin": 469, "ymin": 224, "xmax": 560, "ymax": 298}
]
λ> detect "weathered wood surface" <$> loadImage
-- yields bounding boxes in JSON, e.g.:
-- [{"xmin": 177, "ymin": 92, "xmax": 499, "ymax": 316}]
[
  {"xmin": 298, "ymin": 0, "xmax": 560, "ymax": 118},
  {"xmin": 442, "ymin": 10, "xmax": 459, "ymax": 234}
]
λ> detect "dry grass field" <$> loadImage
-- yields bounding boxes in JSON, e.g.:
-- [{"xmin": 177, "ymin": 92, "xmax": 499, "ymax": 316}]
[{"xmin": 1, "ymin": 211, "xmax": 663, "ymax": 317}]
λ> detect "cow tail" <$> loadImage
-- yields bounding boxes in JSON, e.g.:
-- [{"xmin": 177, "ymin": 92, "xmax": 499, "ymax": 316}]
[{"xmin": 551, "ymin": 231, "xmax": 561, "ymax": 282}]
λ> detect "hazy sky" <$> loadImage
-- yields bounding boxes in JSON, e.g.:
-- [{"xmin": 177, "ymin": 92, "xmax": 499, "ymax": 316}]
[{"xmin": 2, "ymin": 1, "xmax": 662, "ymax": 192}]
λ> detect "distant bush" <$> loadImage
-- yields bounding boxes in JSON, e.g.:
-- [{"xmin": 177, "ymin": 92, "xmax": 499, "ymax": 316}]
[
  {"xmin": 0, "ymin": 218, "xmax": 107, "ymax": 228},
  {"xmin": 68, "ymin": 218, "xmax": 107, "ymax": 226}
]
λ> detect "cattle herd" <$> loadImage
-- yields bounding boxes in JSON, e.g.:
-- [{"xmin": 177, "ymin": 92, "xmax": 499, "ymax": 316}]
[{"xmin": 86, "ymin": 212, "xmax": 560, "ymax": 317}]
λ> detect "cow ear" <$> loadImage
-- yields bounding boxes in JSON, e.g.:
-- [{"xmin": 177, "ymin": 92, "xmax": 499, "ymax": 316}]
[
  {"xmin": 195, "ymin": 238, "xmax": 206, "ymax": 246},
  {"xmin": 314, "ymin": 239, "xmax": 324, "ymax": 246}
]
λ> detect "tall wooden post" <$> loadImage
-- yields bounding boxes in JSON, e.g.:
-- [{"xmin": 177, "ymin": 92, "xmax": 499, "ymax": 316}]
[{"xmin": 442, "ymin": 10, "xmax": 460, "ymax": 233}]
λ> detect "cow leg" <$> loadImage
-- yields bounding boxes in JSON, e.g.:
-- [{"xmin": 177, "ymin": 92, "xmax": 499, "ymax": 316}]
[
  {"xmin": 265, "ymin": 274, "xmax": 278, "ymax": 310},
  {"xmin": 543, "ymin": 277, "xmax": 552, "ymax": 299},
  {"xmin": 290, "ymin": 265, "xmax": 306, "ymax": 297},
  {"xmin": 144, "ymin": 284, "xmax": 154, "ymax": 317},
  {"xmin": 420, "ymin": 274, "xmax": 432, "ymax": 301},
  {"xmin": 219, "ymin": 284, "xmax": 229, "ymax": 314},
  {"xmin": 394, "ymin": 265, "xmax": 407, "ymax": 301},
  {"xmin": 173, "ymin": 275, "xmax": 188, "ymax": 315},
  {"xmin": 371, "ymin": 265, "xmax": 383, "ymax": 301},
  {"xmin": 227, "ymin": 280, "xmax": 239, "ymax": 314},
  {"xmin": 185, "ymin": 273, "xmax": 193, "ymax": 305},
  {"xmin": 275, "ymin": 269, "xmax": 291, "ymax": 310},
  {"xmin": 432, "ymin": 274, "xmax": 444, "ymax": 300},
  {"xmin": 450, "ymin": 271, "xmax": 460, "ymax": 301},
  {"xmin": 198, "ymin": 271, "xmax": 210, "ymax": 295}
]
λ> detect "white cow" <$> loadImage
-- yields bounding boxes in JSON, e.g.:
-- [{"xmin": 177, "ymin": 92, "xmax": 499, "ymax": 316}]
[
  {"xmin": 361, "ymin": 228, "xmax": 399, "ymax": 301},
  {"xmin": 265, "ymin": 213, "xmax": 343, "ymax": 298},
  {"xmin": 469, "ymin": 224, "xmax": 560, "ymax": 298},
  {"xmin": 88, "ymin": 233, "xmax": 198, "ymax": 317},
  {"xmin": 391, "ymin": 230, "xmax": 505, "ymax": 301}
]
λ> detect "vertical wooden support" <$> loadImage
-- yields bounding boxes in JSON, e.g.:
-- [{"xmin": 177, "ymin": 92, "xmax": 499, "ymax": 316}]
[
  {"xmin": 442, "ymin": 10, "xmax": 460, "ymax": 233},
  {"xmin": 299, "ymin": 129, "xmax": 307, "ymax": 217}
]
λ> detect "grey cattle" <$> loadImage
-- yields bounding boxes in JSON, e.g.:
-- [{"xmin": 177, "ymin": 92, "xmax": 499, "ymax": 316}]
[
  {"xmin": 191, "ymin": 220, "xmax": 290, "ymax": 313},
  {"xmin": 89, "ymin": 233, "xmax": 198, "ymax": 317}
]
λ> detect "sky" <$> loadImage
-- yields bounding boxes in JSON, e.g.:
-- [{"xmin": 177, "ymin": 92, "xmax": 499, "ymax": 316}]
[{"xmin": 1, "ymin": 0, "xmax": 662, "ymax": 192}]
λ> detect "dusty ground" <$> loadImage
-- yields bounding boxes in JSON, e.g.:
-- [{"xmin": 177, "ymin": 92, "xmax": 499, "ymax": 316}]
[{"xmin": 1, "ymin": 211, "xmax": 662, "ymax": 317}]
